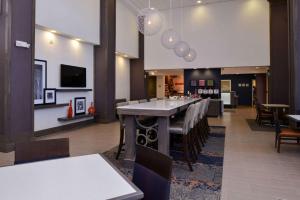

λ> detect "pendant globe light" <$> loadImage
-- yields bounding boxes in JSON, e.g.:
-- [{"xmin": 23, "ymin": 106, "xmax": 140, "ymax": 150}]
[
  {"xmin": 184, "ymin": 48, "xmax": 197, "ymax": 62},
  {"xmin": 161, "ymin": 0, "xmax": 180, "ymax": 49},
  {"xmin": 174, "ymin": 41, "xmax": 190, "ymax": 57},
  {"xmin": 137, "ymin": 0, "xmax": 163, "ymax": 36},
  {"xmin": 174, "ymin": 0, "xmax": 190, "ymax": 57}
]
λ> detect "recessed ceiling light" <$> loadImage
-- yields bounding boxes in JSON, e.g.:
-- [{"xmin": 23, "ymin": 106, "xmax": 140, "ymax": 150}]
[
  {"xmin": 75, "ymin": 38, "xmax": 81, "ymax": 41},
  {"xmin": 123, "ymin": 54, "xmax": 128, "ymax": 58},
  {"xmin": 50, "ymin": 30, "xmax": 57, "ymax": 33},
  {"xmin": 197, "ymin": 0, "xmax": 202, "ymax": 4}
]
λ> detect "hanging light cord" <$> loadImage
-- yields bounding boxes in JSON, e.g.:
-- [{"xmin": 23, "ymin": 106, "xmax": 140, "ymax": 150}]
[
  {"xmin": 169, "ymin": 0, "xmax": 173, "ymax": 29},
  {"xmin": 148, "ymin": 0, "xmax": 151, "ymax": 8}
]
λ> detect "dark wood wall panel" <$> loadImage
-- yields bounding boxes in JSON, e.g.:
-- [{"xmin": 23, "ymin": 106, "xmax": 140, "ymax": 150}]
[
  {"xmin": 94, "ymin": 0, "xmax": 116, "ymax": 123},
  {"xmin": 0, "ymin": 0, "xmax": 35, "ymax": 152},
  {"xmin": 288, "ymin": 0, "xmax": 300, "ymax": 114},
  {"xmin": 268, "ymin": 0, "xmax": 289, "ymax": 105},
  {"xmin": 256, "ymin": 74, "xmax": 267, "ymax": 104},
  {"xmin": 130, "ymin": 33, "xmax": 146, "ymax": 100}
]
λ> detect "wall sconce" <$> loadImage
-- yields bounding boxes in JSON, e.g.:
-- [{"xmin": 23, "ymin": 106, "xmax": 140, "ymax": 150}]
[{"xmin": 46, "ymin": 32, "xmax": 55, "ymax": 45}]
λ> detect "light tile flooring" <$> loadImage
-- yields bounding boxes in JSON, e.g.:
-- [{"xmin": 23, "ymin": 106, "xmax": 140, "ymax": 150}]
[{"xmin": 1, "ymin": 107, "xmax": 300, "ymax": 200}]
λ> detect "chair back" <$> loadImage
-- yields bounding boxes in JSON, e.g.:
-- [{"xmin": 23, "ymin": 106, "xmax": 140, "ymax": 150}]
[
  {"xmin": 150, "ymin": 98, "xmax": 158, "ymax": 102},
  {"xmin": 129, "ymin": 100, "xmax": 139, "ymax": 105},
  {"xmin": 116, "ymin": 102, "xmax": 129, "ymax": 124},
  {"xmin": 198, "ymin": 100, "xmax": 206, "ymax": 120},
  {"xmin": 15, "ymin": 138, "xmax": 70, "ymax": 165},
  {"xmin": 183, "ymin": 104, "xmax": 196, "ymax": 134},
  {"xmin": 133, "ymin": 145, "xmax": 172, "ymax": 200},
  {"xmin": 139, "ymin": 99, "xmax": 148, "ymax": 103},
  {"xmin": 191, "ymin": 102, "xmax": 202, "ymax": 128}
]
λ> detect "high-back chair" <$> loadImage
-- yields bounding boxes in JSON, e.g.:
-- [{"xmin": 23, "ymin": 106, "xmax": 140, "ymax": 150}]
[
  {"xmin": 115, "ymin": 101, "xmax": 129, "ymax": 159},
  {"xmin": 15, "ymin": 138, "xmax": 70, "ymax": 165},
  {"xmin": 133, "ymin": 145, "xmax": 173, "ymax": 200},
  {"xmin": 169, "ymin": 104, "xmax": 196, "ymax": 171},
  {"xmin": 274, "ymin": 112, "xmax": 300, "ymax": 153},
  {"xmin": 139, "ymin": 99, "xmax": 148, "ymax": 103},
  {"xmin": 129, "ymin": 100, "xmax": 139, "ymax": 105},
  {"xmin": 150, "ymin": 98, "xmax": 158, "ymax": 102}
]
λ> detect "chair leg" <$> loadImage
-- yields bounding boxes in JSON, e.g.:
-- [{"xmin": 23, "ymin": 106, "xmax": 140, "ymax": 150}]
[
  {"xmin": 183, "ymin": 135, "xmax": 193, "ymax": 171},
  {"xmin": 275, "ymin": 133, "xmax": 278, "ymax": 148},
  {"xmin": 277, "ymin": 137, "xmax": 281, "ymax": 153},
  {"xmin": 116, "ymin": 127, "xmax": 125, "ymax": 160}
]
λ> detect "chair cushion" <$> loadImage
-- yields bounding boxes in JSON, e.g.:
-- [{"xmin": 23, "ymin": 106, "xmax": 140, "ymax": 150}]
[
  {"xmin": 133, "ymin": 163, "xmax": 171, "ymax": 200},
  {"xmin": 280, "ymin": 129, "xmax": 300, "ymax": 137}
]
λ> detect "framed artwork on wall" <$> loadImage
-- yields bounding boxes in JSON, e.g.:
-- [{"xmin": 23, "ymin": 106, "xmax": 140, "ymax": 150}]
[
  {"xmin": 34, "ymin": 59, "xmax": 47, "ymax": 105},
  {"xmin": 207, "ymin": 80, "xmax": 214, "ymax": 87},
  {"xmin": 191, "ymin": 80, "xmax": 197, "ymax": 87},
  {"xmin": 74, "ymin": 97, "xmax": 86, "ymax": 116},
  {"xmin": 44, "ymin": 89, "xmax": 56, "ymax": 104},
  {"xmin": 199, "ymin": 80, "xmax": 206, "ymax": 87}
]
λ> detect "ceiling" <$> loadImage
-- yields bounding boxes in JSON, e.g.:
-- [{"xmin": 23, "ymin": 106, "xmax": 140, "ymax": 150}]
[{"xmin": 126, "ymin": 0, "xmax": 241, "ymax": 11}]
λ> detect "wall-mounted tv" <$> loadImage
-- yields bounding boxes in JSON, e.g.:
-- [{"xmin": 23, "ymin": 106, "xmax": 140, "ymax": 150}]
[{"xmin": 60, "ymin": 64, "xmax": 86, "ymax": 87}]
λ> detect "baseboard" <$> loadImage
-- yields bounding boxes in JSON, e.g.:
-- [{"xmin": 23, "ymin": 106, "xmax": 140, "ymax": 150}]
[{"xmin": 34, "ymin": 119, "xmax": 96, "ymax": 137}]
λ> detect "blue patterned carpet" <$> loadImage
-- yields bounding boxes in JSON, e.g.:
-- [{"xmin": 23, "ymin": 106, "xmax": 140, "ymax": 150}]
[{"xmin": 103, "ymin": 126, "xmax": 225, "ymax": 200}]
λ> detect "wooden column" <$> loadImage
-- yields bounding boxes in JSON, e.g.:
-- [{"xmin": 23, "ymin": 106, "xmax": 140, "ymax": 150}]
[
  {"xmin": 268, "ymin": 0, "xmax": 289, "ymax": 105},
  {"xmin": 94, "ymin": 0, "xmax": 116, "ymax": 123},
  {"xmin": 288, "ymin": 0, "xmax": 300, "ymax": 114},
  {"xmin": 130, "ymin": 33, "xmax": 147, "ymax": 100},
  {"xmin": 0, "ymin": 0, "xmax": 35, "ymax": 152}
]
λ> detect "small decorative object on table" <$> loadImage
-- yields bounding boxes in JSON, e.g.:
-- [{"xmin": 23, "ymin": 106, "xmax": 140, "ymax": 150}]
[
  {"xmin": 74, "ymin": 97, "xmax": 86, "ymax": 116},
  {"xmin": 67, "ymin": 100, "xmax": 73, "ymax": 119},
  {"xmin": 44, "ymin": 89, "xmax": 56, "ymax": 104},
  {"xmin": 88, "ymin": 102, "xmax": 96, "ymax": 115}
]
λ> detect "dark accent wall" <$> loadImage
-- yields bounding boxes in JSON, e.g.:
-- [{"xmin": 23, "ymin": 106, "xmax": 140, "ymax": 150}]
[
  {"xmin": 130, "ymin": 33, "xmax": 146, "ymax": 100},
  {"xmin": 222, "ymin": 74, "xmax": 256, "ymax": 106},
  {"xmin": 0, "ymin": 0, "xmax": 35, "ymax": 152},
  {"xmin": 288, "ymin": 0, "xmax": 300, "ymax": 114},
  {"xmin": 94, "ymin": 0, "xmax": 116, "ymax": 123},
  {"xmin": 184, "ymin": 68, "xmax": 221, "ymax": 96},
  {"xmin": 256, "ymin": 74, "xmax": 267, "ymax": 104},
  {"xmin": 268, "ymin": 0, "xmax": 289, "ymax": 105}
]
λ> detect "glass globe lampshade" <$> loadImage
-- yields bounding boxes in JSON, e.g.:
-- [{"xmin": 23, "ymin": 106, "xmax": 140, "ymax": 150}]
[
  {"xmin": 174, "ymin": 41, "xmax": 190, "ymax": 57},
  {"xmin": 184, "ymin": 49, "xmax": 197, "ymax": 62},
  {"xmin": 161, "ymin": 29, "xmax": 180, "ymax": 49},
  {"xmin": 137, "ymin": 8, "xmax": 163, "ymax": 36}
]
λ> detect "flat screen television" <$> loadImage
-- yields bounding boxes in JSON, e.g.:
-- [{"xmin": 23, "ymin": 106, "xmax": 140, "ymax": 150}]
[{"xmin": 60, "ymin": 64, "xmax": 86, "ymax": 87}]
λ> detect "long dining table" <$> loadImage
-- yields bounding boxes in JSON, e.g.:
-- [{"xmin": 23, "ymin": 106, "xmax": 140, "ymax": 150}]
[{"xmin": 117, "ymin": 98, "xmax": 201, "ymax": 161}]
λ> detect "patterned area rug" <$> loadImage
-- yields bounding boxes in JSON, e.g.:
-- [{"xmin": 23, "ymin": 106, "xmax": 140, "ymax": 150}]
[{"xmin": 103, "ymin": 126, "xmax": 225, "ymax": 200}]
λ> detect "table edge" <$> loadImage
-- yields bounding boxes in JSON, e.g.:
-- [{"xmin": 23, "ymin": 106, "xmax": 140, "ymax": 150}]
[{"xmin": 100, "ymin": 154, "xmax": 144, "ymax": 200}]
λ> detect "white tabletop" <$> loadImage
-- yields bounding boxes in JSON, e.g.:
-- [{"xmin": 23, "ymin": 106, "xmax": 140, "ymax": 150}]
[
  {"xmin": 288, "ymin": 115, "xmax": 300, "ymax": 122},
  {"xmin": 117, "ymin": 98, "xmax": 200, "ymax": 117},
  {"xmin": 0, "ymin": 154, "xmax": 142, "ymax": 200},
  {"xmin": 118, "ymin": 99, "xmax": 198, "ymax": 111},
  {"xmin": 262, "ymin": 104, "xmax": 290, "ymax": 108}
]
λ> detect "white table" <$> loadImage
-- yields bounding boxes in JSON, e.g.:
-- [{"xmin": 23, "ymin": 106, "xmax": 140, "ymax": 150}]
[
  {"xmin": 0, "ymin": 154, "xmax": 143, "ymax": 200},
  {"xmin": 117, "ymin": 98, "xmax": 200, "ymax": 160},
  {"xmin": 288, "ymin": 115, "xmax": 300, "ymax": 129}
]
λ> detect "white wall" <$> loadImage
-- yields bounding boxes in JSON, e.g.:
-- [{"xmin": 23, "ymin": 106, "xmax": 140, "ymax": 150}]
[
  {"xmin": 115, "ymin": 56, "xmax": 131, "ymax": 100},
  {"xmin": 145, "ymin": 0, "xmax": 270, "ymax": 69},
  {"xmin": 116, "ymin": 0, "xmax": 139, "ymax": 58},
  {"xmin": 36, "ymin": 0, "xmax": 100, "ymax": 44},
  {"xmin": 34, "ymin": 29, "xmax": 94, "ymax": 131}
]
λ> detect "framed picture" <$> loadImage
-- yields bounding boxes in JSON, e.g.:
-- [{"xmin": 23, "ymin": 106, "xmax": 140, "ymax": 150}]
[
  {"xmin": 199, "ymin": 80, "xmax": 206, "ymax": 87},
  {"xmin": 44, "ymin": 89, "xmax": 56, "ymax": 104},
  {"xmin": 74, "ymin": 97, "xmax": 86, "ymax": 116},
  {"xmin": 34, "ymin": 59, "xmax": 47, "ymax": 105},
  {"xmin": 207, "ymin": 80, "xmax": 214, "ymax": 87},
  {"xmin": 191, "ymin": 80, "xmax": 197, "ymax": 87}
]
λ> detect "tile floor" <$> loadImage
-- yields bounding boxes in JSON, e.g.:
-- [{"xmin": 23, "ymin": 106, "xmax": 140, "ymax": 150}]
[{"xmin": 0, "ymin": 107, "xmax": 300, "ymax": 200}]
